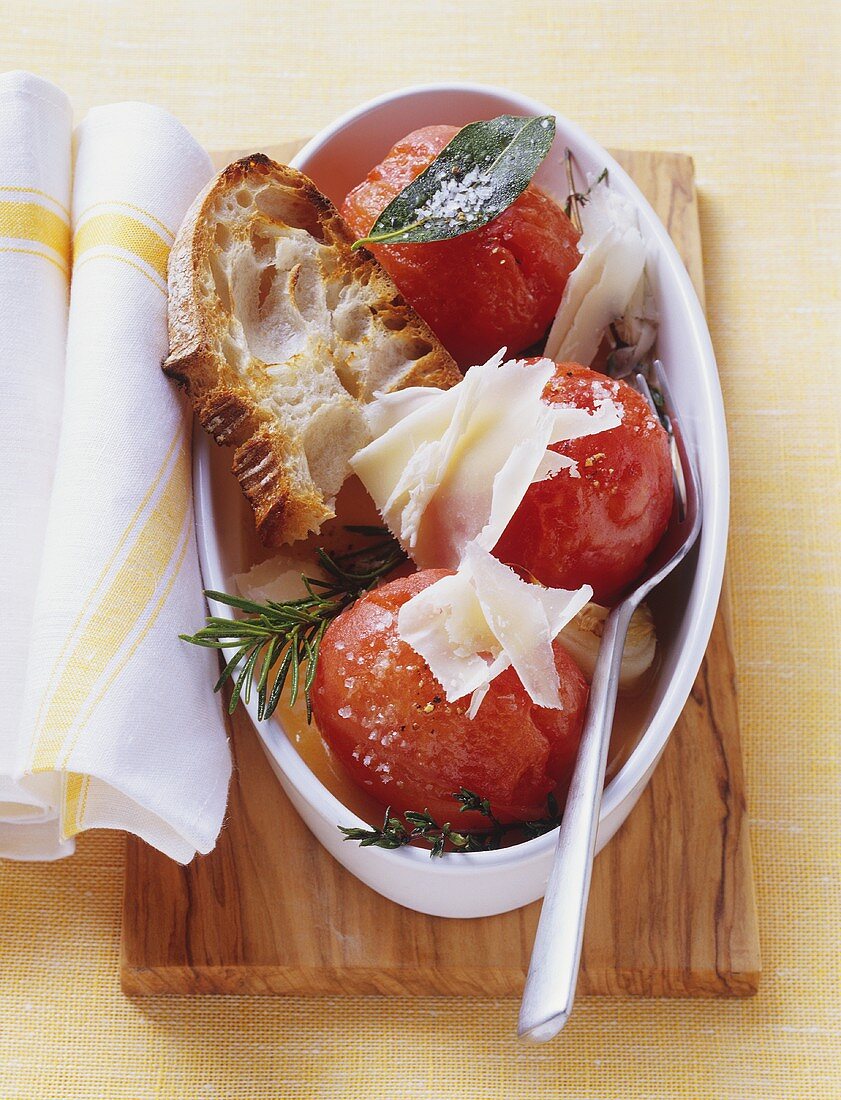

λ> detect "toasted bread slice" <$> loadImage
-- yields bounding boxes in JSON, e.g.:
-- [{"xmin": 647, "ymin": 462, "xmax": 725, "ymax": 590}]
[{"xmin": 164, "ymin": 154, "xmax": 460, "ymax": 546}]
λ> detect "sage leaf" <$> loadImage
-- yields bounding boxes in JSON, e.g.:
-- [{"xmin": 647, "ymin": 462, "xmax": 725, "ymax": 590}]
[{"xmin": 351, "ymin": 114, "xmax": 556, "ymax": 249}]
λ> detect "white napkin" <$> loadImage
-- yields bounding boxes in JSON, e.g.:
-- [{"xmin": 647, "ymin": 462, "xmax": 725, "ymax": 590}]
[
  {"xmin": 6, "ymin": 97, "xmax": 231, "ymax": 863},
  {"xmin": 0, "ymin": 72, "xmax": 74, "ymax": 859}
]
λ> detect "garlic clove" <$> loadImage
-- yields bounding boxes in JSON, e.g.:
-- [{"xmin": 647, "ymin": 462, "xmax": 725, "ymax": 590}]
[{"xmin": 559, "ymin": 600, "xmax": 657, "ymax": 689}]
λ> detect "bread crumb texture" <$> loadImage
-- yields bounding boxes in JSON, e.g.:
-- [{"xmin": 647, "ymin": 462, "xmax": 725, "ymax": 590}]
[{"xmin": 164, "ymin": 155, "xmax": 459, "ymax": 546}]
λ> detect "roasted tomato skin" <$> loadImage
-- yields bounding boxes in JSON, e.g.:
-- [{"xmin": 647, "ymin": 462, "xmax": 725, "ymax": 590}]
[
  {"xmin": 341, "ymin": 125, "xmax": 581, "ymax": 369},
  {"xmin": 311, "ymin": 570, "xmax": 589, "ymax": 827},
  {"xmin": 494, "ymin": 361, "xmax": 673, "ymax": 604}
]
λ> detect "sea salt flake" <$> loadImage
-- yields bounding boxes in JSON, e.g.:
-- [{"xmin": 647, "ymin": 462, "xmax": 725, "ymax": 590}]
[{"xmin": 414, "ymin": 164, "xmax": 496, "ymax": 226}]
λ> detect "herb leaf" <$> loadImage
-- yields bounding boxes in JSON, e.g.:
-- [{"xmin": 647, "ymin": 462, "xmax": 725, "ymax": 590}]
[
  {"xmin": 351, "ymin": 114, "xmax": 556, "ymax": 250},
  {"xmin": 339, "ymin": 788, "xmax": 563, "ymax": 858},
  {"xmin": 180, "ymin": 527, "xmax": 406, "ymax": 722}
]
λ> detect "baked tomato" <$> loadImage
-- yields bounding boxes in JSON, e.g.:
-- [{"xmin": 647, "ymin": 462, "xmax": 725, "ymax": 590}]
[
  {"xmin": 311, "ymin": 570, "xmax": 589, "ymax": 827},
  {"xmin": 494, "ymin": 361, "xmax": 673, "ymax": 603},
  {"xmin": 341, "ymin": 125, "xmax": 581, "ymax": 369}
]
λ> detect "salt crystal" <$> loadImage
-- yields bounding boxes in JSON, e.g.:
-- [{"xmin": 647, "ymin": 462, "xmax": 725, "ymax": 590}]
[{"xmin": 414, "ymin": 164, "xmax": 497, "ymax": 227}]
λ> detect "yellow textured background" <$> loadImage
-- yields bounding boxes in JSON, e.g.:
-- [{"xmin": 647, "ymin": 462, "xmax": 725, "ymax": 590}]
[{"xmin": 1, "ymin": 1, "xmax": 839, "ymax": 1096}]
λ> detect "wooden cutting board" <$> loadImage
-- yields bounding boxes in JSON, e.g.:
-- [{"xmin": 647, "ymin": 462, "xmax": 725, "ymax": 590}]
[{"xmin": 121, "ymin": 145, "xmax": 760, "ymax": 998}]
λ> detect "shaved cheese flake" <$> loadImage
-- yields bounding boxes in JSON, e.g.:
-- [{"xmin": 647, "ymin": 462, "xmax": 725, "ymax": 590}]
[
  {"xmin": 236, "ymin": 552, "xmax": 320, "ymax": 603},
  {"xmin": 465, "ymin": 544, "xmax": 591, "ymax": 709},
  {"xmin": 349, "ymin": 380, "xmax": 462, "ymax": 526},
  {"xmin": 579, "ymin": 178, "xmax": 640, "ymax": 248},
  {"xmin": 478, "ymin": 428, "xmax": 555, "ymax": 554},
  {"xmin": 397, "ymin": 543, "xmax": 592, "ymax": 718},
  {"xmin": 351, "ymin": 351, "xmax": 621, "ymax": 568},
  {"xmin": 548, "ymin": 398, "xmax": 622, "ymax": 444},
  {"xmin": 546, "ymin": 226, "xmax": 645, "ymax": 365},
  {"xmin": 396, "ymin": 569, "xmax": 506, "ymax": 702},
  {"xmin": 532, "ymin": 451, "xmax": 579, "ymax": 483},
  {"xmin": 544, "ymin": 177, "xmax": 647, "ymax": 366},
  {"xmin": 362, "ymin": 384, "xmax": 445, "ymax": 437},
  {"xmin": 465, "ymin": 685, "xmax": 491, "ymax": 721}
]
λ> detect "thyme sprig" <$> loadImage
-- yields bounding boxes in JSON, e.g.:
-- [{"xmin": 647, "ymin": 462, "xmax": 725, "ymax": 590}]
[
  {"xmin": 180, "ymin": 526, "xmax": 406, "ymax": 722},
  {"xmin": 339, "ymin": 788, "xmax": 562, "ymax": 858},
  {"xmin": 563, "ymin": 151, "xmax": 608, "ymax": 228}
]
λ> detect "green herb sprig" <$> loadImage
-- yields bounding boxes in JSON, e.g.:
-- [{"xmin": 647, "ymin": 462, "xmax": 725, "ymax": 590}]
[
  {"xmin": 352, "ymin": 114, "xmax": 556, "ymax": 250},
  {"xmin": 180, "ymin": 527, "xmax": 406, "ymax": 722},
  {"xmin": 563, "ymin": 152, "xmax": 608, "ymax": 230},
  {"xmin": 339, "ymin": 788, "xmax": 562, "ymax": 858}
]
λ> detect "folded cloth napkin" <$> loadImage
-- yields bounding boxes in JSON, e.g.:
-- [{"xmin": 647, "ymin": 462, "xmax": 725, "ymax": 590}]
[
  {"xmin": 3, "ymin": 93, "xmax": 231, "ymax": 863},
  {"xmin": 0, "ymin": 72, "xmax": 74, "ymax": 859}
]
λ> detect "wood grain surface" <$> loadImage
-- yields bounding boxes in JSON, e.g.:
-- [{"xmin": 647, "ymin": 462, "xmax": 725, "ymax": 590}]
[{"xmin": 121, "ymin": 146, "xmax": 760, "ymax": 998}]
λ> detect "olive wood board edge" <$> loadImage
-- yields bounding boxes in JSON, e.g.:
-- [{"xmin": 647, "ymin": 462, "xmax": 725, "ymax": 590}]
[{"xmin": 121, "ymin": 144, "xmax": 760, "ymax": 998}]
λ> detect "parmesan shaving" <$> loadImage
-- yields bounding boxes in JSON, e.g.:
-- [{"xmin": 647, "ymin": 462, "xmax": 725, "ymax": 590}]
[
  {"xmin": 397, "ymin": 543, "xmax": 592, "ymax": 718},
  {"xmin": 351, "ymin": 352, "xmax": 621, "ymax": 568},
  {"xmin": 544, "ymin": 176, "xmax": 647, "ymax": 366},
  {"xmin": 235, "ymin": 552, "xmax": 320, "ymax": 603},
  {"xmin": 362, "ymin": 384, "xmax": 445, "ymax": 437},
  {"xmin": 532, "ymin": 451, "xmax": 579, "ymax": 483}
]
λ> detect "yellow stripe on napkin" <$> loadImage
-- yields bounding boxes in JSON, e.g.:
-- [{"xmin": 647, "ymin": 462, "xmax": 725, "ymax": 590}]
[
  {"xmin": 62, "ymin": 772, "xmax": 90, "ymax": 835},
  {"xmin": 32, "ymin": 429, "xmax": 184, "ymax": 731},
  {"xmin": 75, "ymin": 199, "xmax": 174, "ymax": 241},
  {"xmin": 59, "ymin": 512, "xmax": 193, "ymax": 840},
  {"xmin": 0, "ymin": 184, "xmax": 71, "ymax": 219},
  {"xmin": 30, "ymin": 437, "xmax": 191, "ymax": 772},
  {"xmin": 73, "ymin": 210, "xmax": 171, "ymax": 287},
  {"xmin": 0, "ymin": 199, "xmax": 70, "ymax": 270}
]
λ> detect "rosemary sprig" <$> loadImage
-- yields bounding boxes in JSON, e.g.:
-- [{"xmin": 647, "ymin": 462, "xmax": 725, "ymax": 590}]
[
  {"xmin": 180, "ymin": 527, "xmax": 406, "ymax": 722},
  {"xmin": 339, "ymin": 788, "xmax": 562, "ymax": 858}
]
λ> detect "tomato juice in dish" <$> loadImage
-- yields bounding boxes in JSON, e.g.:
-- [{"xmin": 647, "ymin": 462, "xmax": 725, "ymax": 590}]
[
  {"xmin": 189, "ymin": 83, "xmax": 727, "ymax": 914},
  {"xmin": 237, "ymin": 117, "xmax": 676, "ymax": 846}
]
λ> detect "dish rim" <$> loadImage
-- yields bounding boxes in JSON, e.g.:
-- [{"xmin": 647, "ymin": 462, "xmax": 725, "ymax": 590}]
[{"xmin": 194, "ymin": 80, "xmax": 729, "ymax": 872}]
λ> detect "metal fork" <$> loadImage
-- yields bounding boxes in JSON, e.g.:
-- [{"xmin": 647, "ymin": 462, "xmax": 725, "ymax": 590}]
[{"xmin": 518, "ymin": 359, "xmax": 703, "ymax": 1042}]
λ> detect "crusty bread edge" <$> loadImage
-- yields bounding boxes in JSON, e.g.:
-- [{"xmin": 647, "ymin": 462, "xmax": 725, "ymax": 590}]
[{"xmin": 163, "ymin": 155, "xmax": 461, "ymax": 546}]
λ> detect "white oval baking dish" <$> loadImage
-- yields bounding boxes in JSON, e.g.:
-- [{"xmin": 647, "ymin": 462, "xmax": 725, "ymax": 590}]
[{"xmin": 193, "ymin": 82, "xmax": 728, "ymax": 918}]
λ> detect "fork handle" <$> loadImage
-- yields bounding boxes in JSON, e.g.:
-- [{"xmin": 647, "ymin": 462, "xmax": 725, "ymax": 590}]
[{"xmin": 518, "ymin": 599, "xmax": 636, "ymax": 1042}]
